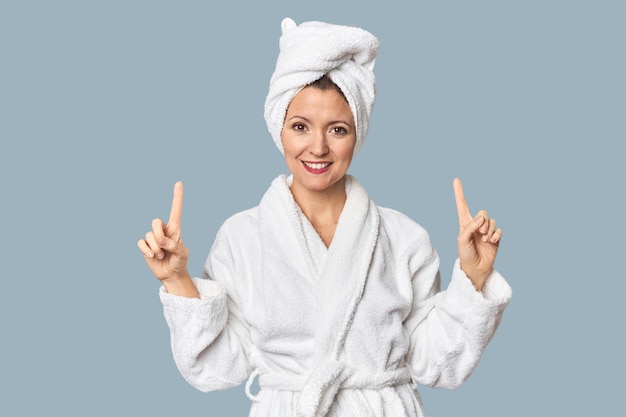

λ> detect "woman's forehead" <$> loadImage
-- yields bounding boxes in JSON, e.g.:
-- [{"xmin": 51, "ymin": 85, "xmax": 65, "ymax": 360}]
[{"xmin": 287, "ymin": 87, "xmax": 354, "ymax": 120}]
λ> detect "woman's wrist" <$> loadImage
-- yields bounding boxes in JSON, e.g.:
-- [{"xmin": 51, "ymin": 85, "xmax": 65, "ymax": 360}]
[
  {"xmin": 161, "ymin": 273, "xmax": 200, "ymax": 298},
  {"xmin": 459, "ymin": 262, "xmax": 490, "ymax": 292}
]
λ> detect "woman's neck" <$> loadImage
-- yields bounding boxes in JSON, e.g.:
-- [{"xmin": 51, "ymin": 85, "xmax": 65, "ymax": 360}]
[{"xmin": 290, "ymin": 178, "xmax": 347, "ymax": 247}]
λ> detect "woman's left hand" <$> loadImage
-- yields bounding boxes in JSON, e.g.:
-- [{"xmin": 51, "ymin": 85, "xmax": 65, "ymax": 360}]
[{"xmin": 453, "ymin": 178, "xmax": 502, "ymax": 291}]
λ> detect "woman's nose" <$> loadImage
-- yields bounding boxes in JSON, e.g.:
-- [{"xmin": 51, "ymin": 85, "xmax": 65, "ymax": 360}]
[{"xmin": 308, "ymin": 131, "xmax": 329, "ymax": 156}]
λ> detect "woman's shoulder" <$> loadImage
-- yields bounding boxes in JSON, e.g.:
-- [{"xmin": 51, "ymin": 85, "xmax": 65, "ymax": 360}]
[
  {"xmin": 378, "ymin": 206, "xmax": 428, "ymax": 233},
  {"xmin": 210, "ymin": 206, "xmax": 263, "ymax": 258},
  {"xmin": 219, "ymin": 206, "xmax": 261, "ymax": 234},
  {"xmin": 377, "ymin": 205, "xmax": 433, "ymax": 248}
]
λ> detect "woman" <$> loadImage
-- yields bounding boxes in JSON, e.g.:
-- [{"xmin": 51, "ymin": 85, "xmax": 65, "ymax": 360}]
[{"xmin": 137, "ymin": 18, "xmax": 511, "ymax": 417}]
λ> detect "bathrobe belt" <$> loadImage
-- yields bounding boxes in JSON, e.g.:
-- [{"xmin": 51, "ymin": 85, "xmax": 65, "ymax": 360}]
[{"xmin": 246, "ymin": 361, "xmax": 412, "ymax": 417}]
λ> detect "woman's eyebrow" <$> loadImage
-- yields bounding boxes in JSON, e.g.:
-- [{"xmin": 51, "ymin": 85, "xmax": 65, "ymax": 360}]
[
  {"xmin": 328, "ymin": 120, "xmax": 353, "ymax": 126},
  {"xmin": 286, "ymin": 115, "xmax": 312, "ymax": 122}
]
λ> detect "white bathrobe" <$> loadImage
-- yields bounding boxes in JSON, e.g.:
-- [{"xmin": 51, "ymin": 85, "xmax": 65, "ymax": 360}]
[{"xmin": 160, "ymin": 175, "xmax": 512, "ymax": 417}]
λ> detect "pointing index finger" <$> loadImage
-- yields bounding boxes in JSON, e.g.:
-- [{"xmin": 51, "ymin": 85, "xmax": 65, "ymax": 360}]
[
  {"xmin": 453, "ymin": 178, "xmax": 472, "ymax": 225},
  {"xmin": 168, "ymin": 181, "xmax": 184, "ymax": 228}
]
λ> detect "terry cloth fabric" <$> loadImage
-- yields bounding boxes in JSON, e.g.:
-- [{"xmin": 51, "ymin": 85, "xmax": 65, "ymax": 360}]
[
  {"xmin": 264, "ymin": 17, "xmax": 380, "ymax": 155},
  {"xmin": 249, "ymin": 175, "xmax": 412, "ymax": 417},
  {"xmin": 159, "ymin": 174, "xmax": 513, "ymax": 416}
]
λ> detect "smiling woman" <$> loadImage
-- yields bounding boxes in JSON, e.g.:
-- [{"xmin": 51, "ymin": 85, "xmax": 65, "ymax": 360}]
[
  {"xmin": 137, "ymin": 17, "xmax": 512, "ymax": 417},
  {"xmin": 281, "ymin": 80, "xmax": 357, "ymax": 246}
]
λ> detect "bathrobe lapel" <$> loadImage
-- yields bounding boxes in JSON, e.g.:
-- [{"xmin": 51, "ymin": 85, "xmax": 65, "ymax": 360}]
[
  {"xmin": 301, "ymin": 176, "xmax": 381, "ymax": 417},
  {"xmin": 258, "ymin": 175, "xmax": 319, "ymax": 288},
  {"xmin": 312, "ymin": 175, "xmax": 379, "ymax": 362}
]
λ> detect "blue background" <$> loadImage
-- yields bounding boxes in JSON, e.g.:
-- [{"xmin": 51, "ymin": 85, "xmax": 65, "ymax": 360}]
[{"xmin": 1, "ymin": 1, "xmax": 623, "ymax": 415}]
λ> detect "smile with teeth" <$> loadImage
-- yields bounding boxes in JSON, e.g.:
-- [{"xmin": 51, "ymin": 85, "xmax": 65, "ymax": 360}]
[{"xmin": 303, "ymin": 161, "xmax": 332, "ymax": 170}]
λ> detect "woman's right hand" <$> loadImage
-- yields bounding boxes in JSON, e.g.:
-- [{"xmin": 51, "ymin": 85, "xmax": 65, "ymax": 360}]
[{"xmin": 137, "ymin": 182, "xmax": 198, "ymax": 297}]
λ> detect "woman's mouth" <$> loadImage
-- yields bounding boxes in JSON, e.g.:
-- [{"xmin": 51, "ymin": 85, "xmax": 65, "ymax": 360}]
[{"xmin": 302, "ymin": 161, "xmax": 332, "ymax": 174}]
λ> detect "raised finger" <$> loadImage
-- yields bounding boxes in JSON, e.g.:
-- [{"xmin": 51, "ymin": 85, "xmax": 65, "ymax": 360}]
[
  {"xmin": 168, "ymin": 181, "xmax": 184, "ymax": 229},
  {"xmin": 453, "ymin": 178, "xmax": 473, "ymax": 227}
]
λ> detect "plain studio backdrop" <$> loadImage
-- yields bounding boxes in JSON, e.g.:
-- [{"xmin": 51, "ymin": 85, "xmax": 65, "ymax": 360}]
[{"xmin": 1, "ymin": 1, "xmax": 623, "ymax": 415}]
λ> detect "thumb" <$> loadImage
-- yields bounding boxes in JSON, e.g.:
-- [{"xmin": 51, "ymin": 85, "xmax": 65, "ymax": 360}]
[
  {"xmin": 159, "ymin": 236, "xmax": 183, "ymax": 253},
  {"xmin": 459, "ymin": 215, "xmax": 485, "ymax": 242},
  {"xmin": 159, "ymin": 236, "xmax": 189, "ymax": 267}
]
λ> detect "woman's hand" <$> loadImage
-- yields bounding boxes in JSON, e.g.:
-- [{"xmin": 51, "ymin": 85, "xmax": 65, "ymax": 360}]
[
  {"xmin": 137, "ymin": 182, "xmax": 198, "ymax": 297},
  {"xmin": 453, "ymin": 178, "xmax": 502, "ymax": 291}
]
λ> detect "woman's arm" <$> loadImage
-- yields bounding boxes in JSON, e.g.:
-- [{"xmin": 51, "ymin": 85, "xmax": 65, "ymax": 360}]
[
  {"xmin": 138, "ymin": 182, "xmax": 252, "ymax": 390},
  {"xmin": 404, "ymin": 249, "xmax": 511, "ymax": 388},
  {"xmin": 160, "ymin": 227, "xmax": 254, "ymax": 392}
]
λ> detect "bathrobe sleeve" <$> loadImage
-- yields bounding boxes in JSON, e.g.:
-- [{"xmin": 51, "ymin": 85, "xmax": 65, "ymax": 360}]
[
  {"xmin": 401, "ymin": 224, "xmax": 512, "ymax": 389},
  {"xmin": 160, "ymin": 220, "xmax": 254, "ymax": 392}
]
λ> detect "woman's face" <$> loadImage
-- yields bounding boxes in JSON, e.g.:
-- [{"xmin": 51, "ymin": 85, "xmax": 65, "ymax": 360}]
[{"xmin": 281, "ymin": 86, "xmax": 356, "ymax": 197}]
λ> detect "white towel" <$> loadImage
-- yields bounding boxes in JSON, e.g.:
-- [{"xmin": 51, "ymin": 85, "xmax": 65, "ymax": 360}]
[{"xmin": 264, "ymin": 17, "xmax": 380, "ymax": 155}]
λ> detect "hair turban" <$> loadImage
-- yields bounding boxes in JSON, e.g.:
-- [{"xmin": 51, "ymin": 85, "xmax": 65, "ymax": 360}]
[{"xmin": 264, "ymin": 17, "xmax": 380, "ymax": 155}]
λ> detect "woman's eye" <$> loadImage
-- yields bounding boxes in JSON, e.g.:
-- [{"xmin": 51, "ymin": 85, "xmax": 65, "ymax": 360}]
[
  {"xmin": 331, "ymin": 126, "xmax": 347, "ymax": 135},
  {"xmin": 293, "ymin": 123, "xmax": 306, "ymax": 131}
]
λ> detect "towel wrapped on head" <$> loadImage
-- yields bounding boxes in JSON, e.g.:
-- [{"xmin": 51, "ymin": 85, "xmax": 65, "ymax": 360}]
[{"xmin": 264, "ymin": 17, "xmax": 380, "ymax": 155}]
